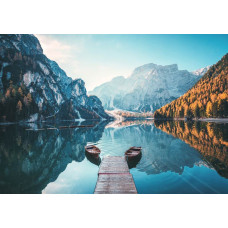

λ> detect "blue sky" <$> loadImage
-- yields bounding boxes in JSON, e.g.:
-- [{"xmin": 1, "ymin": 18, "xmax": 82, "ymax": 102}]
[{"xmin": 36, "ymin": 34, "xmax": 228, "ymax": 91}]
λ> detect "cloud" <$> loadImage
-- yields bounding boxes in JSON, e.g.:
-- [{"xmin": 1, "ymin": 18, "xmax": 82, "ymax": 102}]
[
  {"xmin": 35, "ymin": 34, "xmax": 84, "ymax": 80},
  {"xmin": 35, "ymin": 34, "xmax": 72, "ymax": 64},
  {"xmin": 34, "ymin": 34, "xmax": 131, "ymax": 91}
]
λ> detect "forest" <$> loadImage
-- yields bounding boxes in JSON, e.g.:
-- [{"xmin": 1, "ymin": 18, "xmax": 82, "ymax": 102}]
[
  {"xmin": 154, "ymin": 54, "xmax": 228, "ymax": 119},
  {"xmin": 0, "ymin": 48, "xmax": 38, "ymax": 121}
]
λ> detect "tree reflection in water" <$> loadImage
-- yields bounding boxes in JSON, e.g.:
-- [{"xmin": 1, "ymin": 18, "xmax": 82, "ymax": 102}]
[
  {"xmin": 0, "ymin": 119, "xmax": 227, "ymax": 194},
  {"xmin": 154, "ymin": 120, "xmax": 228, "ymax": 178},
  {"xmin": 0, "ymin": 121, "xmax": 107, "ymax": 193}
]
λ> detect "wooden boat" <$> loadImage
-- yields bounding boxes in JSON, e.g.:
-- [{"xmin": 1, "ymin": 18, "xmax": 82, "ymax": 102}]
[
  {"xmin": 129, "ymin": 146, "xmax": 142, "ymax": 151},
  {"xmin": 85, "ymin": 145, "xmax": 101, "ymax": 157},
  {"xmin": 125, "ymin": 146, "xmax": 142, "ymax": 159}
]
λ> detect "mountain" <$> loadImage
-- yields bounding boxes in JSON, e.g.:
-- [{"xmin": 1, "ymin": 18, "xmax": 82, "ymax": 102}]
[
  {"xmin": 0, "ymin": 34, "xmax": 109, "ymax": 122},
  {"xmin": 90, "ymin": 63, "xmax": 208, "ymax": 112},
  {"xmin": 154, "ymin": 54, "xmax": 228, "ymax": 119},
  {"xmin": 0, "ymin": 121, "xmax": 107, "ymax": 193},
  {"xmin": 192, "ymin": 65, "xmax": 211, "ymax": 76}
]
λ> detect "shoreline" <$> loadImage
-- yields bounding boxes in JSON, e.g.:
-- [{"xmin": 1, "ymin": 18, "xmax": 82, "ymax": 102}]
[
  {"xmin": 1, "ymin": 117, "xmax": 228, "ymax": 126},
  {"xmin": 154, "ymin": 117, "xmax": 228, "ymax": 123},
  {"xmin": 197, "ymin": 118, "xmax": 228, "ymax": 123},
  {"xmin": 0, "ymin": 118, "xmax": 111, "ymax": 126}
]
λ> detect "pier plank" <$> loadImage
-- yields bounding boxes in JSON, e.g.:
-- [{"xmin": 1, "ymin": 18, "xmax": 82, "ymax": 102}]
[{"xmin": 94, "ymin": 156, "xmax": 137, "ymax": 194}]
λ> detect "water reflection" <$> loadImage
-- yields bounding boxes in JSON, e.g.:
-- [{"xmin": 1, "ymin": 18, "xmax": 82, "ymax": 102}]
[
  {"xmin": 154, "ymin": 121, "xmax": 228, "ymax": 178},
  {"xmin": 85, "ymin": 152, "xmax": 101, "ymax": 166},
  {"xmin": 0, "ymin": 119, "xmax": 228, "ymax": 194},
  {"xmin": 0, "ymin": 121, "xmax": 107, "ymax": 193},
  {"xmin": 101, "ymin": 122, "xmax": 204, "ymax": 175},
  {"xmin": 127, "ymin": 153, "xmax": 142, "ymax": 169}
]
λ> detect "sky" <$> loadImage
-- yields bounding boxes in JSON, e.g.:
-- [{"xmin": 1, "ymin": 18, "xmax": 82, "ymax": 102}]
[{"xmin": 36, "ymin": 34, "xmax": 228, "ymax": 91}]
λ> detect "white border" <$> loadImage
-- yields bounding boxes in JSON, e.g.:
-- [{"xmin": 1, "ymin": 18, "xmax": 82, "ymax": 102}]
[
  {"xmin": 0, "ymin": 194, "xmax": 228, "ymax": 228},
  {"xmin": 0, "ymin": 0, "xmax": 228, "ymax": 34},
  {"xmin": 1, "ymin": 0, "xmax": 228, "ymax": 227}
]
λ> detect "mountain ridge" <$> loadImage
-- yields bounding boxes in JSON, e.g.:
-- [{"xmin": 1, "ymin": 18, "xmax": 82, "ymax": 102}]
[
  {"xmin": 0, "ymin": 34, "xmax": 109, "ymax": 122},
  {"xmin": 154, "ymin": 53, "xmax": 228, "ymax": 118},
  {"xmin": 90, "ymin": 63, "xmax": 209, "ymax": 112}
]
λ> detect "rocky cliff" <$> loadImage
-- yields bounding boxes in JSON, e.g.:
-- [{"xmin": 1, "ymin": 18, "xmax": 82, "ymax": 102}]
[
  {"xmin": 0, "ymin": 34, "xmax": 109, "ymax": 122},
  {"xmin": 0, "ymin": 121, "xmax": 107, "ymax": 193},
  {"xmin": 90, "ymin": 63, "xmax": 208, "ymax": 112}
]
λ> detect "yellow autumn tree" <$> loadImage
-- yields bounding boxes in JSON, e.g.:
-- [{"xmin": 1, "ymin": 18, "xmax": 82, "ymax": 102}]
[
  {"xmin": 18, "ymin": 87, "xmax": 23, "ymax": 97},
  {"xmin": 12, "ymin": 88, "xmax": 16, "ymax": 97},
  {"xmin": 206, "ymin": 101, "xmax": 213, "ymax": 117},
  {"xmin": 154, "ymin": 53, "xmax": 228, "ymax": 119},
  {"xmin": 16, "ymin": 101, "xmax": 23, "ymax": 114},
  {"xmin": 5, "ymin": 89, "xmax": 11, "ymax": 99},
  {"xmin": 27, "ymin": 93, "xmax": 32, "ymax": 105}
]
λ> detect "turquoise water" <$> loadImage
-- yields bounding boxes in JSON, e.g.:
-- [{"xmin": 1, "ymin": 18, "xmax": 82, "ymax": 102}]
[{"xmin": 0, "ymin": 120, "xmax": 227, "ymax": 194}]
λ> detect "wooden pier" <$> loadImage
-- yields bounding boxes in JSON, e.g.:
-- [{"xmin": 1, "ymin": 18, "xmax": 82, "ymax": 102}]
[{"xmin": 94, "ymin": 156, "xmax": 137, "ymax": 194}]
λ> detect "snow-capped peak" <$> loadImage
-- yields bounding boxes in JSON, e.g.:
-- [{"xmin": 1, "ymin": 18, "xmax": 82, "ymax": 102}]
[{"xmin": 192, "ymin": 66, "xmax": 211, "ymax": 76}]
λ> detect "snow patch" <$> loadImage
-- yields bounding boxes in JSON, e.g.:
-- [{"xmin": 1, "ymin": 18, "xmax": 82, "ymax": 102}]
[
  {"xmin": 72, "ymin": 82, "xmax": 86, "ymax": 97},
  {"xmin": 74, "ymin": 84, "xmax": 80, "ymax": 96},
  {"xmin": 48, "ymin": 82, "xmax": 63, "ymax": 105},
  {"xmin": 12, "ymin": 41, "xmax": 20, "ymax": 51},
  {"xmin": 38, "ymin": 62, "xmax": 50, "ymax": 75},
  {"xmin": 192, "ymin": 66, "xmax": 211, "ymax": 76},
  {"xmin": 75, "ymin": 110, "xmax": 85, "ymax": 122},
  {"xmin": 55, "ymin": 93, "xmax": 63, "ymax": 105},
  {"xmin": 38, "ymin": 98, "xmax": 43, "ymax": 111},
  {"xmin": 29, "ymin": 87, "xmax": 34, "ymax": 93},
  {"xmin": 26, "ymin": 113, "xmax": 38, "ymax": 122},
  {"xmin": 42, "ymin": 90, "xmax": 50, "ymax": 101},
  {"xmin": 23, "ymin": 71, "xmax": 34, "ymax": 87}
]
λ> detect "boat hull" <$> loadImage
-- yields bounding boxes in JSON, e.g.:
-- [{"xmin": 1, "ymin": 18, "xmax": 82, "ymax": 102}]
[
  {"xmin": 85, "ymin": 145, "xmax": 101, "ymax": 158},
  {"xmin": 125, "ymin": 146, "xmax": 142, "ymax": 160}
]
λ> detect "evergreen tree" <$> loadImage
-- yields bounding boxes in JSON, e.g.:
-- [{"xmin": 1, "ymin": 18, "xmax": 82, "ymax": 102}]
[{"xmin": 194, "ymin": 104, "xmax": 200, "ymax": 118}]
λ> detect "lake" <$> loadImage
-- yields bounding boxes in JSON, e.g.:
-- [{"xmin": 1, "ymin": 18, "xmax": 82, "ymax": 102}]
[{"xmin": 0, "ymin": 120, "xmax": 227, "ymax": 194}]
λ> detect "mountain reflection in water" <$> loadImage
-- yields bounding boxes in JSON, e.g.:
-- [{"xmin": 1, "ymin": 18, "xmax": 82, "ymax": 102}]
[
  {"xmin": 0, "ymin": 119, "xmax": 228, "ymax": 194},
  {"xmin": 102, "ymin": 121, "xmax": 203, "ymax": 174},
  {"xmin": 154, "ymin": 121, "xmax": 228, "ymax": 178},
  {"xmin": 0, "ymin": 121, "xmax": 107, "ymax": 193}
]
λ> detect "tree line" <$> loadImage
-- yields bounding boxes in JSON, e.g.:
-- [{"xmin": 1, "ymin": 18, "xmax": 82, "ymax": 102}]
[
  {"xmin": 0, "ymin": 80, "xmax": 37, "ymax": 121},
  {"xmin": 154, "ymin": 54, "xmax": 228, "ymax": 119},
  {"xmin": 0, "ymin": 48, "xmax": 39, "ymax": 121}
]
